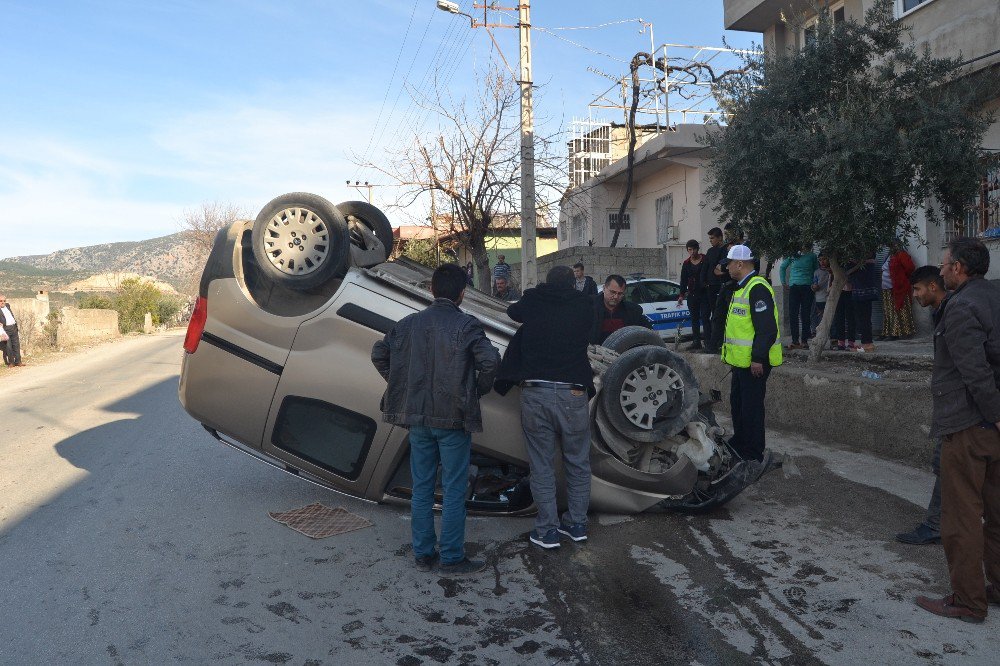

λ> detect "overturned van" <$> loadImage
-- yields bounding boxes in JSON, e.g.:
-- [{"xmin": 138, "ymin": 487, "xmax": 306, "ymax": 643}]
[{"xmin": 178, "ymin": 192, "xmax": 779, "ymax": 516}]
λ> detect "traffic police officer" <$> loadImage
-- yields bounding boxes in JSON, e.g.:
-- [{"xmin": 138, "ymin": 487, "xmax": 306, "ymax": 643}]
[{"xmin": 720, "ymin": 244, "xmax": 782, "ymax": 462}]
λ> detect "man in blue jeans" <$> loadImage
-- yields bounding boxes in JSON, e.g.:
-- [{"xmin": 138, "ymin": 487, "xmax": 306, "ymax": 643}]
[
  {"xmin": 372, "ymin": 263, "xmax": 500, "ymax": 576},
  {"xmin": 495, "ymin": 265, "xmax": 596, "ymax": 549}
]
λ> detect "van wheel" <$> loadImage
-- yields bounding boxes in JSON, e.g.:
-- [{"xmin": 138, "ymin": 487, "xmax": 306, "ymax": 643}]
[
  {"xmin": 251, "ymin": 193, "xmax": 350, "ymax": 290},
  {"xmin": 599, "ymin": 345, "xmax": 699, "ymax": 442},
  {"xmin": 601, "ymin": 326, "xmax": 665, "ymax": 353},
  {"xmin": 337, "ymin": 200, "xmax": 394, "ymax": 262}
]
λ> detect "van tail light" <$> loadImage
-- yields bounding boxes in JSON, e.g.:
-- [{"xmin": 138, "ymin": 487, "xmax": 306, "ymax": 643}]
[{"xmin": 184, "ymin": 296, "xmax": 208, "ymax": 354}]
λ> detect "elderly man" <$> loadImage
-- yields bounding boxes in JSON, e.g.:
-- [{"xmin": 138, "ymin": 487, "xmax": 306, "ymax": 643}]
[
  {"xmin": 494, "ymin": 276, "xmax": 519, "ymax": 302},
  {"xmin": 915, "ymin": 238, "xmax": 1000, "ymax": 623},
  {"xmin": 0, "ymin": 295, "xmax": 22, "ymax": 367},
  {"xmin": 591, "ymin": 275, "xmax": 652, "ymax": 345}
]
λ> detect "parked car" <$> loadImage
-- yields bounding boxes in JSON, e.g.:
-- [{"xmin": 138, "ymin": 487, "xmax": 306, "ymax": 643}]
[
  {"xmin": 598, "ymin": 276, "xmax": 693, "ymax": 340},
  {"xmin": 178, "ymin": 193, "xmax": 778, "ymax": 517}
]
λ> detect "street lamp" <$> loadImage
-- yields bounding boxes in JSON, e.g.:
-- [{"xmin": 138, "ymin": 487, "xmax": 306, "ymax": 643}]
[{"xmin": 436, "ymin": 0, "xmax": 460, "ymax": 13}]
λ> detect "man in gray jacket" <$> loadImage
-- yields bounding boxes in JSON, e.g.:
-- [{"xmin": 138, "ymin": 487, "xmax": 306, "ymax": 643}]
[
  {"xmin": 916, "ymin": 238, "xmax": 1000, "ymax": 623},
  {"xmin": 372, "ymin": 263, "xmax": 500, "ymax": 576}
]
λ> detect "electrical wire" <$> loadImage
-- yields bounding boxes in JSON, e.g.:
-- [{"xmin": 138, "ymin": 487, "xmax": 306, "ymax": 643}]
[
  {"xmin": 549, "ymin": 19, "xmax": 645, "ymax": 31},
  {"xmin": 533, "ymin": 26, "xmax": 628, "ymax": 63}
]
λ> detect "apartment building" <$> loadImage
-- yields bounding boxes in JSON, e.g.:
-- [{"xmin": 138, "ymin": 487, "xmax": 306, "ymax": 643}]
[{"xmin": 724, "ymin": 0, "xmax": 1000, "ymax": 267}]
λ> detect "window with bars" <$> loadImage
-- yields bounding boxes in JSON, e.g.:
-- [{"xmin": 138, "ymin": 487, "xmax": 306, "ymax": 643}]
[
  {"xmin": 571, "ymin": 213, "xmax": 586, "ymax": 246},
  {"xmin": 655, "ymin": 194, "xmax": 674, "ymax": 245},
  {"xmin": 945, "ymin": 164, "xmax": 1000, "ymax": 242},
  {"xmin": 608, "ymin": 211, "xmax": 632, "ymax": 230}
]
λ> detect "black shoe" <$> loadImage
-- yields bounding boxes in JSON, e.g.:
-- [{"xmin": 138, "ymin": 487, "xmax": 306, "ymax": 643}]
[
  {"xmin": 438, "ymin": 558, "xmax": 487, "ymax": 576},
  {"xmin": 414, "ymin": 552, "xmax": 438, "ymax": 572},
  {"xmin": 686, "ymin": 341, "xmax": 703, "ymax": 351},
  {"xmin": 895, "ymin": 524, "xmax": 941, "ymax": 545}
]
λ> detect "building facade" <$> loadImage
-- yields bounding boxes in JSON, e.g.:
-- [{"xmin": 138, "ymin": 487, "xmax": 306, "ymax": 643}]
[
  {"xmin": 724, "ymin": 0, "xmax": 1000, "ymax": 269},
  {"xmin": 558, "ymin": 125, "xmax": 725, "ymax": 281}
]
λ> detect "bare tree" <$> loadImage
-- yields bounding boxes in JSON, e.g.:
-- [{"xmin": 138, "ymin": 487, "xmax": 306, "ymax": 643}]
[
  {"xmin": 359, "ymin": 67, "xmax": 563, "ymax": 292},
  {"xmin": 181, "ymin": 202, "xmax": 251, "ymax": 256}
]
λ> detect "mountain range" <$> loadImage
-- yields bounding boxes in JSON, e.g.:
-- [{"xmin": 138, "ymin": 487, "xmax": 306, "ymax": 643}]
[{"xmin": 0, "ymin": 233, "xmax": 204, "ymax": 296}]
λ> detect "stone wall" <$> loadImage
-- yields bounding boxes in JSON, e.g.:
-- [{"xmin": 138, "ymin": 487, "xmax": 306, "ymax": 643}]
[
  {"xmin": 8, "ymin": 292, "xmax": 50, "ymax": 329},
  {"xmin": 57, "ymin": 307, "xmax": 120, "ymax": 348}
]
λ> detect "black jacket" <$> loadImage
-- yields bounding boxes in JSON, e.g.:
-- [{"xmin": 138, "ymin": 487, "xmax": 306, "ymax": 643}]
[
  {"xmin": 371, "ymin": 298, "xmax": 500, "ymax": 433},
  {"xmin": 930, "ymin": 277, "xmax": 1000, "ymax": 437},
  {"xmin": 591, "ymin": 297, "xmax": 652, "ymax": 345},
  {"xmin": 494, "ymin": 284, "xmax": 596, "ymax": 396},
  {"xmin": 701, "ymin": 245, "xmax": 727, "ymax": 286},
  {"xmin": 575, "ymin": 276, "xmax": 599, "ymax": 297}
]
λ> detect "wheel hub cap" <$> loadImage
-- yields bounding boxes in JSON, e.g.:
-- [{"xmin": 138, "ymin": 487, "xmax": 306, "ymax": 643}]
[
  {"xmin": 261, "ymin": 207, "xmax": 331, "ymax": 276},
  {"xmin": 618, "ymin": 362, "xmax": 684, "ymax": 429}
]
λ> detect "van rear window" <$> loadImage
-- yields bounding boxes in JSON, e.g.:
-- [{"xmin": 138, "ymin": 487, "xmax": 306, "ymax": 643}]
[{"xmin": 271, "ymin": 397, "xmax": 377, "ymax": 480}]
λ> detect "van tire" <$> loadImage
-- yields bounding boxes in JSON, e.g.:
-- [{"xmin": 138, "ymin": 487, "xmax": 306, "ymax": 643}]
[
  {"xmin": 251, "ymin": 192, "xmax": 350, "ymax": 290},
  {"xmin": 337, "ymin": 200, "xmax": 394, "ymax": 262}
]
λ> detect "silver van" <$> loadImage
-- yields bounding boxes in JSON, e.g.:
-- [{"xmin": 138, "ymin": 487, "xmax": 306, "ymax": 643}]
[{"xmin": 178, "ymin": 193, "xmax": 775, "ymax": 516}]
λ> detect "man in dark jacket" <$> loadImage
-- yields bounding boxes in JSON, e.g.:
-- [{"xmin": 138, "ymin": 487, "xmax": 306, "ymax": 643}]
[
  {"xmin": 495, "ymin": 266, "xmax": 594, "ymax": 549},
  {"xmin": 591, "ymin": 274, "xmax": 652, "ymax": 345},
  {"xmin": 0, "ymin": 296, "xmax": 21, "ymax": 367},
  {"xmin": 572, "ymin": 263, "xmax": 599, "ymax": 297},
  {"xmin": 699, "ymin": 227, "xmax": 726, "ymax": 351},
  {"xmin": 371, "ymin": 263, "xmax": 500, "ymax": 576},
  {"xmin": 916, "ymin": 238, "xmax": 1000, "ymax": 624}
]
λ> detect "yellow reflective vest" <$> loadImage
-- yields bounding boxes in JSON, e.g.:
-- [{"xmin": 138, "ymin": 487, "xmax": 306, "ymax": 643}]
[{"xmin": 721, "ymin": 275, "xmax": 783, "ymax": 368}]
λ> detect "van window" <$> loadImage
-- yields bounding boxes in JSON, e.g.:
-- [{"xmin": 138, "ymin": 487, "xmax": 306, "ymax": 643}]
[{"xmin": 271, "ymin": 397, "xmax": 377, "ymax": 480}]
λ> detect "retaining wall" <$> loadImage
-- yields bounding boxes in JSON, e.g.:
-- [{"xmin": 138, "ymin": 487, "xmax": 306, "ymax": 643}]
[
  {"xmin": 509, "ymin": 247, "xmax": 668, "ymax": 288},
  {"xmin": 57, "ymin": 307, "xmax": 120, "ymax": 347},
  {"xmin": 681, "ymin": 351, "xmax": 936, "ymax": 467}
]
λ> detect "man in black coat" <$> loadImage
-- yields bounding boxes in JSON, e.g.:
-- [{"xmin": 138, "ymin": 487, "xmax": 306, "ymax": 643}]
[
  {"xmin": 0, "ymin": 296, "xmax": 22, "ymax": 367},
  {"xmin": 495, "ymin": 266, "xmax": 595, "ymax": 549},
  {"xmin": 590, "ymin": 274, "xmax": 652, "ymax": 345},
  {"xmin": 572, "ymin": 263, "xmax": 598, "ymax": 297}
]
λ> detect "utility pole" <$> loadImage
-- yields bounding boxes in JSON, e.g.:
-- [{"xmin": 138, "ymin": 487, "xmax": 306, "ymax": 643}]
[
  {"xmin": 437, "ymin": 0, "xmax": 537, "ymax": 288},
  {"xmin": 518, "ymin": 0, "xmax": 536, "ymax": 289},
  {"xmin": 345, "ymin": 180, "xmax": 375, "ymax": 203}
]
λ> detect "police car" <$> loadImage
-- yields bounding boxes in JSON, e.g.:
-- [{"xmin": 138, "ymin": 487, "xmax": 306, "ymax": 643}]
[{"xmin": 599, "ymin": 275, "xmax": 693, "ymax": 340}]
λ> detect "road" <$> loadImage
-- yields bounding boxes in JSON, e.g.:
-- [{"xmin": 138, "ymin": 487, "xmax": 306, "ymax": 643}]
[{"xmin": 0, "ymin": 332, "xmax": 996, "ymax": 665}]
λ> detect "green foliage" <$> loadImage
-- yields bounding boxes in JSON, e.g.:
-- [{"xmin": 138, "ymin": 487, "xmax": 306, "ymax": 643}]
[
  {"xmin": 41, "ymin": 311, "xmax": 60, "ymax": 347},
  {"xmin": 706, "ymin": 0, "xmax": 995, "ymax": 264},
  {"xmin": 156, "ymin": 295, "xmax": 182, "ymax": 325},
  {"xmin": 401, "ymin": 239, "xmax": 444, "ymax": 268},
  {"xmin": 114, "ymin": 277, "xmax": 164, "ymax": 333},
  {"xmin": 78, "ymin": 294, "xmax": 114, "ymax": 310}
]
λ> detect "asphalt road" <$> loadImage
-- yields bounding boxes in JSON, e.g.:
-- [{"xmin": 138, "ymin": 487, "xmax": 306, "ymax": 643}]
[{"xmin": 1, "ymin": 332, "xmax": 996, "ymax": 665}]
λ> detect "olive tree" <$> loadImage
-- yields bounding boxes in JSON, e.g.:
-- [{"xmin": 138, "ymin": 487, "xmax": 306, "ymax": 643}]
[{"xmin": 705, "ymin": 0, "xmax": 995, "ymax": 360}]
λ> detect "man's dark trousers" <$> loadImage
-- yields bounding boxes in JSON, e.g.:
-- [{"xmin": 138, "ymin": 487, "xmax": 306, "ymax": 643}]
[
  {"xmin": 687, "ymin": 291, "xmax": 703, "ymax": 344},
  {"xmin": 787, "ymin": 285, "xmax": 814, "ymax": 345},
  {"xmin": 702, "ymin": 284, "xmax": 720, "ymax": 346},
  {"xmin": 729, "ymin": 366, "xmax": 771, "ymax": 462},
  {"xmin": 2, "ymin": 324, "xmax": 20, "ymax": 366}
]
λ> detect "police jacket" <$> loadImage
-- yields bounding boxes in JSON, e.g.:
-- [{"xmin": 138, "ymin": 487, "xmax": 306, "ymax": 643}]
[
  {"xmin": 371, "ymin": 298, "xmax": 500, "ymax": 433},
  {"xmin": 722, "ymin": 272, "xmax": 778, "ymax": 365}
]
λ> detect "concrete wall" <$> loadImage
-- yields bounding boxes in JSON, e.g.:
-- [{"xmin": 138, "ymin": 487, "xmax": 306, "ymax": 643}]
[
  {"xmin": 521, "ymin": 246, "xmax": 669, "ymax": 288},
  {"xmin": 682, "ymin": 350, "xmax": 936, "ymax": 466},
  {"xmin": 7, "ymin": 292, "xmax": 50, "ymax": 330},
  {"xmin": 57, "ymin": 307, "xmax": 120, "ymax": 348}
]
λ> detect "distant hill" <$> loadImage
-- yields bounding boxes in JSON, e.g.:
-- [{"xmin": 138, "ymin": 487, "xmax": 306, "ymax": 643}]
[{"xmin": 1, "ymin": 232, "xmax": 205, "ymax": 295}]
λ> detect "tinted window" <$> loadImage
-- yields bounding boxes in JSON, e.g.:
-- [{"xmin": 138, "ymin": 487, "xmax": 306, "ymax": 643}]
[
  {"xmin": 643, "ymin": 281, "xmax": 681, "ymax": 302},
  {"xmin": 625, "ymin": 283, "xmax": 648, "ymax": 304},
  {"xmin": 272, "ymin": 397, "xmax": 377, "ymax": 480}
]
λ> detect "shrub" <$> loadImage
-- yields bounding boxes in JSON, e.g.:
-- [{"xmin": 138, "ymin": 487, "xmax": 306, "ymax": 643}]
[{"xmin": 114, "ymin": 278, "xmax": 164, "ymax": 333}]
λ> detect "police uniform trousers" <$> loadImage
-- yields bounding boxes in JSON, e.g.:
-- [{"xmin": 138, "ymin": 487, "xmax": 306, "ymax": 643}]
[{"xmin": 729, "ymin": 365, "xmax": 771, "ymax": 462}]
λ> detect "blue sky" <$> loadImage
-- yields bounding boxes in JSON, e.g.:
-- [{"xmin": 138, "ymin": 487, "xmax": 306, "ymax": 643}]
[{"xmin": 0, "ymin": 1, "xmax": 757, "ymax": 258}]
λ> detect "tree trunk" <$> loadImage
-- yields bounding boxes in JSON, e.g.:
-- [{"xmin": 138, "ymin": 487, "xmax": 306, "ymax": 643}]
[
  {"xmin": 469, "ymin": 230, "xmax": 491, "ymax": 293},
  {"xmin": 807, "ymin": 253, "xmax": 847, "ymax": 363}
]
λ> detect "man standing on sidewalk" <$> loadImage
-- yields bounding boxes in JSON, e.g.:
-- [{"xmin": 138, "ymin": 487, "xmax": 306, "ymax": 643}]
[
  {"xmin": 371, "ymin": 264, "xmax": 500, "ymax": 576},
  {"xmin": 699, "ymin": 227, "xmax": 726, "ymax": 352},
  {"xmin": 779, "ymin": 244, "xmax": 819, "ymax": 349},
  {"xmin": 896, "ymin": 266, "xmax": 948, "ymax": 545},
  {"xmin": 916, "ymin": 238, "xmax": 1000, "ymax": 623},
  {"xmin": 495, "ymin": 265, "xmax": 595, "ymax": 549},
  {"xmin": 0, "ymin": 296, "xmax": 22, "ymax": 367}
]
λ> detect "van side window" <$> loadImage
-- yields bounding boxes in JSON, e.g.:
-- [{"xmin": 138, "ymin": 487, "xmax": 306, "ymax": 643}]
[{"xmin": 271, "ymin": 397, "xmax": 377, "ymax": 480}]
